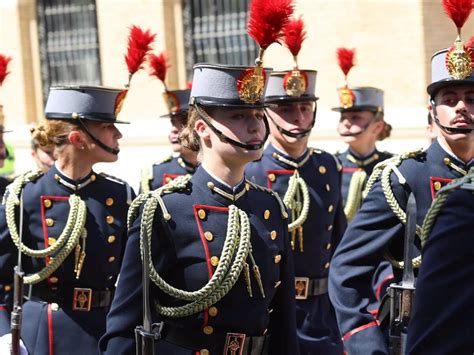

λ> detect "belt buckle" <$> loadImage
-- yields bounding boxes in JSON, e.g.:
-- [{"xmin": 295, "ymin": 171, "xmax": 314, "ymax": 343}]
[
  {"xmin": 72, "ymin": 288, "xmax": 92, "ymax": 311},
  {"xmin": 295, "ymin": 277, "xmax": 309, "ymax": 300},
  {"xmin": 224, "ymin": 332, "xmax": 246, "ymax": 355}
]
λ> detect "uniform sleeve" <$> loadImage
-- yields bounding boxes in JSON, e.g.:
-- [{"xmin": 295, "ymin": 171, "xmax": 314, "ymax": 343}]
[
  {"xmin": 267, "ymin": 222, "xmax": 299, "ymax": 355},
  {"xmin": 99, "ymin": 206, "xmax": 173, "ymax": 354},
  {"xmin": 328, "ymin": 177, "xmax": 407, "ymax": 355},
  {"xmin": 0, "ymin": 204, "xmax": 16, "ymax": 336},
  {"xmin": 406, "ymin": 190, "xmax": 474, "ymax": 355}
]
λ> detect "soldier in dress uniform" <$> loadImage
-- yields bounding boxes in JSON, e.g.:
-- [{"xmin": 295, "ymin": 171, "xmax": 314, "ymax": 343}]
[
  {"xmin": 0, "ymin": 86, "xmax": 135, "ymax": 354},
  {"xmin": 245, "ymin": 17, "xmax": 346, "ymax": 355},
  {"xmin": 332, "ymin": 48, "xmax": 394, "ymax": 318},
  {"xmin": 100, "ymin": 62, "xmax": 298, "ymax": 354},
  {"xmin": 139, "ymin": 88, "xmax": 197, "ymax": 193},
  {"xmin": 328, "ymin": 4, "xmax": 474, "ymax": 353},
  {"xmin": 406, "ymin": 170, "xmax": 474, "ymax": 354}
]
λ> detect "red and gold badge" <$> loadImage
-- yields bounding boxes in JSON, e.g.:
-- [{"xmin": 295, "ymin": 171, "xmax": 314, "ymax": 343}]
[
  {"xmin": 163, "ymin": 91, "xmax": 180, "ymax": 113},
  {"xmin": 114, "ymin": 89, "xmax": 128, "ymax": 117},
  {"xmin": 338, "ymin": 87, "xmax": 355, "ymax": 109},
  {"xmin": 283, "ymin": 69, "xmax": 307, "ymax": 97},
  {"xmin": 446, "ymin": 44, "xmax": 473, "ymax": 80},
  {"xmin": 237, "ymin": 67, "xmax": 266, "ymax": 104}
]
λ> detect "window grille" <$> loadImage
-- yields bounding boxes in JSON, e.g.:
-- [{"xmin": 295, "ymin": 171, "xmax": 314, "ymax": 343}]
[
  {"xmin": 182, "ymin": 0, "xmax": 258, "ymax": 80},
  {"xmin": 37, "ymin": 0, "xmax": 102, "ymax": 102}
]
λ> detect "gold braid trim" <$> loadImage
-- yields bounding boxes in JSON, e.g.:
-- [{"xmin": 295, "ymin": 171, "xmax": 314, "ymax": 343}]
[
  {"xmin": 283, "ymin": 170, "xmax": 310, "ymax": 232},
  {"xmin": 5, "ymin": 171, "xmax": 87, "ymax": 284},
  {"xmin": 128, "ymin": 175, "xmax": 255, "ymax": 318},
  {"xmin": 362, "ymin": 149, "xmax": 425, "ymax": 269},
  {"xmin": 344, "ymin": 170, "xmax": 368, "ymax": 223},
  {"xmin": 420, "ymin": 171, "xmax": 474, "ymax": 248}
]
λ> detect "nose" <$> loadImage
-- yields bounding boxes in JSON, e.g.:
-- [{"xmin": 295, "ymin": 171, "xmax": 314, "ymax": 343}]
[
  {"xmin": 248, "ymin": 110, "xmax": 264, "ymax": 133},
  {"xmin": 455, "ymin": 98, "xmax": 467, "ymax": 113},
  {"xmin": 114, "ymin": 125, "xmax": 123, "ymax": 139}
]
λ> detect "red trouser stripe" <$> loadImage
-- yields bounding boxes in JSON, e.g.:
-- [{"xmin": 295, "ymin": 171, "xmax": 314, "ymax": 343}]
[
  {"xmin": 342, "ymin": 320, "xmax": 379, "ymax": 342},
  {"xmin": 48, "ymin": 304, "xmax": 54, "ymax": 355}
]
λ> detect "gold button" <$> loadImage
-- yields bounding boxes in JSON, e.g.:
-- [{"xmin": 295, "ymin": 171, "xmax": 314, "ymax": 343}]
[
  {"xmin": 274, "ymin": 281, "xmax": 281, "ymax": 288},
  {"xmin": 54, "ymin": 174, "xmax": 60, "ymax": 181},
  {"xmin": 272, "ymin": 152, "xmax": 278, "ymax": 158},
  {"xmin": 327, "ymin": 224, "xmax": 333, "ymax": 231},
  {"xmin": 325, "ymin": 184, "xmax": 330, "ymax": 192},
  {"xmin": 51, "ymin": 303, "xmax": 59, "ymax": 312},
  {"xmin": 325, "ymin": 243, "xmax": 332, "ymax": 250},
  {"xmin": 208, "ymin": 306, "xmax": 218, "ymax": 317},
  {"xmin": 434, "ymin": 181, "xmax": 442, "ymax": 191},
  {"xmin": 165, "ymin": 177, "xmax": 171, "ymax": 183},
  {"xmin": 204, "ymin": 231, "xmax": 214, "ymax": 242},
  {"xmin": 324, "ymin": 262, "xmax": 330, "ymax": 269},
  {"xmin": 319, "ymin": 166, "xmax": 327, "ymax": 174},
  {"xmin": 44, "ymin": 199, "xmax": 52, "ymax": 208},
  {"xmin": 274, "ymin": 254, "xmax": 282, "ymax": 263},
  {"xmin": 45, "ymin": 218, "xmax": 55, "ymax": 227},
  {"xmin": 373, "ymin": 154, "xmax": 379, "ymax": 160},
  {"xmin": 90, "ymin": 174, "xmax": 96, "ymax": 182},
  {"xmin": 48, "ymin": 237, "xmax": 57, "ymax": 245},
  {"xmin": 4, "ymin": 285, "xmax": 11, "ymax": 292},
  {"xmin": 264, "ymin": 210, "xmax": 271, "ymax": 220},
  {"xmin": 106, "ymin": 215, "xmax": 114, "ymax": 224},
  {"xmin": 443, "ymin": 157, "xmax": 451, "ymax": 165},
  {"xmin": 210, "ymin": 256, "xmax": 219, "ymax": 267},
  {"xmin": 49, "ymin": 277, "xmax": 59, "ymax": 284},
  {"xmin": 270, "ymin": 230, "xmax": 277, "ymax": 240},
  {"xmin": 328, "ymin": 205, "xmax": 334, "ymax": 213},
  {"xmin": 198, "ymin": 209, "xmax": 206, "ymax": 220},
  {"xmin": 105, "ymin": 197, "xmax": 114, "ymax": 206},
  {"xmin": 268, "ymin": 173, "xmax": 276, "ymax": 182},
  {"xmin": 200, "ymin": 349, "xmax": 210, "ymax": 355},
  {"xmin": 245, "ymin": 183, "xmax": 250, "ymax": 191},
  {"xmin": 207, "ymin": 181, "xmax": 215, "ymax": 189},
  {"xmin": 282, "ymin": 211, "xmax": 288, "ymax": 220},
  {"xmin": 108, "ymin": 256, "xmax": 116, "ymax": 263},
  {"xmin": 203, "ymin": 325, "xmax": 214, "ymax": 335},
  {"xmin": 107, "ymin": 235, "xmax": 116, "ymax": 243}
]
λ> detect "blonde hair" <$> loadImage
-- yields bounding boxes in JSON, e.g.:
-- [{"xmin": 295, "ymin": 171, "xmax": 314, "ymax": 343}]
[
  {"xmin": 30, "ymin": 120, "xmax": 80, "ymax": 150},
  {"xmin": 373, "ymin": 111, "xmax": 392, "ymax": 141},
  {"xmin": 179, "ymin": 106, "xmax": 201, "ymax": 152}
]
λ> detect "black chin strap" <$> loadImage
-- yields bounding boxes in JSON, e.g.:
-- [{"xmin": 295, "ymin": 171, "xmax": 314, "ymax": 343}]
[
  {"xmin": 338, "ymin": 120, "xmax": 373, "ymax": 137},
  {"xmin": 194, "ymin": 104, "xmax": 269, "ymax": 151},
  {"xmin": 430, "ymin": 98, "xmax": 474, "ymax": 134},
  {"xmin": 78, "ymin": 118, "xmax": 120, "ymax": 155},
  {"xmin": 265, "ymin": 107, "xmax": 316, "ymax": 138}
]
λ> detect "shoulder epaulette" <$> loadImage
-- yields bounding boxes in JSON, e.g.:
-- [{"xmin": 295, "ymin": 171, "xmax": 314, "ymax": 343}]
[
  {"xmin": 246, "ymin": 180, "xmax": 288, "ymax": 220},
  {"xmin": 99, "ymin": 172, "xmax": 133, "ymax": 205},
  {"xmin": 312, "ymin": 148, "xmax": 343, "ymax": 172},
  {"xmin": 3, "ymin": 170, "xmax": 43, "ymax": 205},
  {"xmin": 153, "ymin": 155, "xmax": 173, "ymax": 166}
]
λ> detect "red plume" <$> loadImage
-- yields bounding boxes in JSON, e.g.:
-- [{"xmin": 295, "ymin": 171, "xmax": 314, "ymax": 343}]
[
  {"xmin": 186, "ymin": 81, "xmax": 192, "ymax": 89},
  {"xmin": 284, "ymin": 16, "xmax": 306, "ymax": 57},
  {"xmin": 124, "ymin": 25, "xmax": 156, "ymax": 77},
  {"xmin": 466, "ymin": 35, "xmax": 474, "ymax": 48},
  {"xmin": 336, "ymin": 48, "xmax": 356, "ymax": 77},
  {"xmin": 248, "ymin": 0, "xmax": 294, "ymax": 49},
  {"xmin": 443, "ymin": 0, "xmax": 472, "ymax": 28},
  {"xmin": 0, "ymin": 54, "xmax": 12, "ymax": 86},
  {"xmin": 148, "ymin": 52, "xmax": 170, "ymax": 84}
]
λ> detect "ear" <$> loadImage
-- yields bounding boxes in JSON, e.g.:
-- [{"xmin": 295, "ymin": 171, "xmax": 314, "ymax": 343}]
[
  {"xmin": 68, "ymin": 130, "xmax": 86, "ymax": 150},
  {"xmin": 428, "ymin": 102, "xmax": 435, "ymax": 119},
  {"xmin": 371, "ymin": 119, "xmax": 384, "ymax": 135},
  {"xmin": 194, "ymin": 118, "xmax": 210, "ymax": 139}
]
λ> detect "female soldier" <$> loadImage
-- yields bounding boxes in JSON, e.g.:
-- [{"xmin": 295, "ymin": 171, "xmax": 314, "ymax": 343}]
[
  {"xmin": 0, "ymin": 86, "xmax": 134, "ymax": 354},
  {"xmin": 100, "ymin": 63, "xmax": 298, "ymax": 354}
]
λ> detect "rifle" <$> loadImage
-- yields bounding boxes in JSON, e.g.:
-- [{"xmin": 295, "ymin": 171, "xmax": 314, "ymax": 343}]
[
  {"xmin": 10, "ymin": 192, "xmax": 25, "ymax": 355},
  {"xmin": 135, "ymin": 218, "xmax": 162, "ymax": 355},
  {"xmin": 388, "ymin": 193, "xmax": 417, "ymax": 355}
]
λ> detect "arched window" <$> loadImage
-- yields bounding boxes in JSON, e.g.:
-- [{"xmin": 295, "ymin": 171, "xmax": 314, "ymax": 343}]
[
  {"xmin": 37, "ymin": 0, "xmax": 102, "ymax": 102},
  {"xmin": 182, "ymin": 0, "xmax": 258, "ymax": 80}
]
